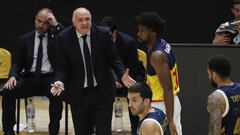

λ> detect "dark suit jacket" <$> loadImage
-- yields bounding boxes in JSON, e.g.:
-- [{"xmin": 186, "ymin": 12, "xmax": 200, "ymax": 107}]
[
  {"xmin": 55, "ymin": 24, "xmax": 126, "ymax": 104},
  {"xmin": 10, "ymin": 25, "xmax": 64, "ymax": 78},
  {"xmin": 115, "ymin": 31, "xmax": 139, "ymax": 80}
]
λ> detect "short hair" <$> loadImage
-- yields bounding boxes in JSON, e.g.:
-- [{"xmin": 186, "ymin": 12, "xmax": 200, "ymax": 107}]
[
  {"xmin": 231, "ymin": 0, "xmax": 240, "ymax": 8},
  {"xmin": 99, "ymin": 16, "xmax": 117, "ymax": 32},
  {"xmin": 207, "ymin": 55, "xmax": 231, "ymax": 78},
  {"xmin": 128, "ymin": 82, "xmax": 152, "ymax": 102},
  {"xmin": 135, "ymin": 11, "xmax": 165, "ymax": 37}
]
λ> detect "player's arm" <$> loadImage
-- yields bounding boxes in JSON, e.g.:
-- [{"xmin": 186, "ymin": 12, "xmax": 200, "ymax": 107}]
[
  {"xmin": 140, "ymin": 120, "xmax": 162, "ymax": 135},
  {"xmin": 207, "ymin": 91, "xmax": 226, "ymax": 135},
  {"xmin": 151, "ymin": 51, "xmax": 176, "ymax": 134}
]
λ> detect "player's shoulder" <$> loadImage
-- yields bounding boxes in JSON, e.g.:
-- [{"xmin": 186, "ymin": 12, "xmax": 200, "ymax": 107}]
[{"xmin": 141, "ymin": 118, "xmax": 162, "ymax": 135}]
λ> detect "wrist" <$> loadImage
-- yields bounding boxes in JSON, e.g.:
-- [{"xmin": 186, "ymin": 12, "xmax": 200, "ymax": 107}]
[{"xmin": 55, "ymin": 23, "xmax": 61, "ymax": 30}]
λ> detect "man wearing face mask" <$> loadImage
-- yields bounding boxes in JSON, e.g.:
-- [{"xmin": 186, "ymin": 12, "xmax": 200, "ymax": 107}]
[
  {"xmin": 2, "ymin": 8, "xmax": 64, "ymax": 135},
  {"xmin": 207, "ymin": 55, "xmax": 240, "ymax": 135}
]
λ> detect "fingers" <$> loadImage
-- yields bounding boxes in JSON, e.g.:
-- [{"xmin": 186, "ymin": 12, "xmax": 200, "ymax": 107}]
[
  {"xmin": 124, "ymin": 78, "xmax": 136, "ymax": 88},
  {"xmin": 3, "ymin": 79, "xmax": 16, "ymax": 90},
  {"xmin": 121, "ymin": 68, "xmax": 137, "ymax": 88},
  {"xmin": 50, "ymin": 82, "xmax": 64, "ymax": 96},
  {"xmin": 47, "ymin": 13, "xmax": 57, "ymax": 26},
  {"xmin": 50, "ymin": 86, "xmax": 61, "ymax": 96}
]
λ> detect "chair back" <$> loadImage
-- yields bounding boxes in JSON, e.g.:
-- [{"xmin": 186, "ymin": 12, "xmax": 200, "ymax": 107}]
[{"xmin": 0, "ymin": 48, "xmax": 11, "ymax": 79}]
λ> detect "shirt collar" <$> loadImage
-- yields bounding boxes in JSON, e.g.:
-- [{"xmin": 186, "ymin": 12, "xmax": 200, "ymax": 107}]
[
  {"xmin": 76, "ymin": 29, "xmax": 91, "ymax": 39},
  {"xmin": 35, "ymin": 31, "xmax": 48, "ymax": 38}
]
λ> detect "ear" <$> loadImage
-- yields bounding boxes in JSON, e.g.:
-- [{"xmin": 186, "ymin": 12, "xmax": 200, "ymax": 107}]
[
  {"xmin": 212, "ymin": 71, "xmax": 218, "ymax": 81},
  {"xmin": 150, "ymin": 32, "xmax": 155, "ymax": 37},
  {"xmin": 144, "ymin": 99, "xmax": 150, "ymax": 105},
  {"xmin": 72, "ymin": 18, "xmax": 75, "ymax": 27},
  {"xmin": 231, "ymin": 7, "xmax": 234, "ymax": 14}
]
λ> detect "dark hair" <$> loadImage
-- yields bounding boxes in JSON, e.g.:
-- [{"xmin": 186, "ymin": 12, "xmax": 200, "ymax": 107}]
[
  {"xmin": 208, "ymin": 55, "xmax": 231, "ymax": 78},
  {"xmin": 128, "ymin": 82, "xmax": 152, "ymax": 102},
  {"xmin": 231, "ymin": 0, "xmax": 240, "ymax": 8},
  {"xmin": 135, "ymin": 11, "xmax": 165, "ymax": 37},
  {"xmin": 100, "ymin": 16, "xmax": 117, "ymax": 32}
]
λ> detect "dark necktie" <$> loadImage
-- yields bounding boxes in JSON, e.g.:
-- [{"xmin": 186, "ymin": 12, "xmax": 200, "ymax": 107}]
[
  {"xmin": 35, "ymin": 34, "xmax": 44, "ymax": 78},
  {"xmin": 82, "ymin": 35, "xmax": 94, "ymax": 87}
]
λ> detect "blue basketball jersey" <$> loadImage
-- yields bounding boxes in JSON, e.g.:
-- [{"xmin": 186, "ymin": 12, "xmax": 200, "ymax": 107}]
[
  {"xmin": 218, "ymin": 83, "xmax": 240, "ymax": 134},
  {"xmin": 146, "ymin": 39, "xmax": 177, "ymax": 75},
  {"xmin": 137, "ymin": 107, "xmax": 170, "ymax": 135},
  {"xmin": 145, "ymin": 39, "xmax": 180, "ymax": 101}
]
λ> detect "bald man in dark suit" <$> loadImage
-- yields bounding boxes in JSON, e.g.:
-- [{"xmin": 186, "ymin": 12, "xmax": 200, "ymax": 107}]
[{"xmin": 51, "ymin": 7, "xmax": 136, "ymax": 135}]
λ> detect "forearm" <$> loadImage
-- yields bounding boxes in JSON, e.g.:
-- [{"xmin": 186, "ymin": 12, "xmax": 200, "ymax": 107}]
[
  {"xmin": 163, "ymin": 86, "xmax": 174, "ymax": 122},
  {"xmin": 159, "ymin": 65, "xmax": 174, "ymax": 122},
  {"xmin": 207, "ymin": 93, "xmax": 223, "ymax": 135},
  {"xmin": 208, "ymin": 115, "xmax": 221, "ymax": 135}
]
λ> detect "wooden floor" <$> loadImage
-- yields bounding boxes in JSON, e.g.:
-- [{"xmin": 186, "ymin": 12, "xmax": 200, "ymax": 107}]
[{"xmin": 0, "ymin": 97, "xmax": 131, "ymax": 135}]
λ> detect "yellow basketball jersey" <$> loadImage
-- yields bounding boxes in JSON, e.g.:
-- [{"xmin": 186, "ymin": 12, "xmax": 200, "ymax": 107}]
[{"xmin": 137, "ymin": 39, "xmax": 180, "ymax": 101}]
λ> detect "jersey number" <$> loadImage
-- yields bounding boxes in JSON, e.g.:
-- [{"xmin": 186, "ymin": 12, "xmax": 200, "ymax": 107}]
[{"xmin": 234, "ymin": 118, "xmax": 240, "ymax": 134}]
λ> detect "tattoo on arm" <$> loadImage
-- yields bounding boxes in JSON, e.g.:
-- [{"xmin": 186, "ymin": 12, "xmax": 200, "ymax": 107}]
[{"xmin": 207, "ymin": 91, "xmax": 226, "ymax": 135}]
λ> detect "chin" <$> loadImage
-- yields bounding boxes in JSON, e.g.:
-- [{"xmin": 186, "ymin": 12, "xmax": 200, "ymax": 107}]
[{"xmin": 130, "ymin": 110, "xmax": 137, "ymax": 115}]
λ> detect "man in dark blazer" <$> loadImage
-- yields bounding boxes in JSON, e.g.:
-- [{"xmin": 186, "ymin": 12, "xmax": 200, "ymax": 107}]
[
  {"xmin": 2, "ymin": 8, "xmax": 64, "ymax": 135},
  {"xmin": 100, "ymin": 16, "xmax": 140, "ymax": 135},
  {"xmin": 51, "ymin": 7, "xmax": 136, "ymax": 135}
]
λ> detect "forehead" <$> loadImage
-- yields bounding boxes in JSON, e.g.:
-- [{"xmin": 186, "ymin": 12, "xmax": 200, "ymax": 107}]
[
  {"xmin": 36, "ymin": 11, "xmax": 48, "ymax": 20},
  {"xmin": 128, "ymin": 92, "xmax": 141, "ymax": 99},
  {"xmin": 138, "ymin": 24, "xmax": 151, "ymax": 32},
  {"xmin": 138, "ymin": 24, "xmax": 147, "ymax": 29},
  {"xmin": 74, "ymin": 9, "xmax": 91, "ymax": 19},
  {"xmin": 233, "ymin": 3, "xmax": 240, "ymax": 9}
]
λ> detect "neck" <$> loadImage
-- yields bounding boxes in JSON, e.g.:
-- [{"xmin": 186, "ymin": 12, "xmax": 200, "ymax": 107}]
[
  {"xmin": 112, "ymin": 30, "xmax": 117, "ymax": 41},
  {"xmin": 217, "ymin": 78, "xmax": 233, "ymax": 88},
  {"xmin": 139, "ymin": 106, "xmax": 153, "ymax": 120},
  {"xmin": 147, "ymin": 38, "xmax": 158, "ymax": 52}
]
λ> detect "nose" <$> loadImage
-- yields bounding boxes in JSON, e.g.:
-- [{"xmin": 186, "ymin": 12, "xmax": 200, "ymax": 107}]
[
  {"xmin": 82, "ymin": 20, "xmax": 88, "ymax": 25},
  {"xmin": 137, "ymin": 31, "xmax": 140, "ymax": 37},
  {"xmin": 39, "ymin": 22, "xmax": 43, "ymax": 28},
  {"xmin": 128, "ymin": 101, "xmax": 132, "ymax": 107}
]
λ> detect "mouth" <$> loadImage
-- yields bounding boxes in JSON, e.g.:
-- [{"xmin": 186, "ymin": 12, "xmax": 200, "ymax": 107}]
[
  {"xmin": 81, "ymin": 26, "xmax": 89, "ymax": 29},
  {"xmin": 137, "ymin": 38, "xmax": 143, "ymax": 43},
  {"xmin": 129, "ymin": 108, "xmax": 134, "ymax": 112}
]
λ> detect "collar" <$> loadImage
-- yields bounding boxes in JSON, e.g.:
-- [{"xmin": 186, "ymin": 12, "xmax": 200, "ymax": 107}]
[
  {"xmin": 35, "ymin": 31, "xmax": 48, "ymax": 38},
  {"xmin": 76, "ymin": 29, "xmax": 91, "ymax": 39}
]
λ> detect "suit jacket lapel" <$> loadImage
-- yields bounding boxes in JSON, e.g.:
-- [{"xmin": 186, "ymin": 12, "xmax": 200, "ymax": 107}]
[
  {"xmin": 70, "ymin": 27, "xmax": 84, "ymax": 66},
  {"xmin": 47, "ymin": 33, "xmax": 53, "ymax": 54},
  {"xmin": 90, "ymin": 26, "xmax": 97, "ymax": 71},
  {"xmin": 28, "ymin": 31, "xmax": 35, "ymax": 68}
]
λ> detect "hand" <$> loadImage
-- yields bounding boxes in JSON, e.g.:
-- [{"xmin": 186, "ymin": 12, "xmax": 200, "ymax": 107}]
[
  {"xmin": 51, "ymin": 81, "xmax": 64, "ymax": 96},
  {"xmin": 212, "ymin": 34, "xmax": 231, "ymax": 45},
  {"xmin": 4, "ymin": 77, "xmax": 17, "ymax": 90},
  {"xmin": 47, "ymin": 12, "xmax": 58, "ymax": 27},
  {"xmin": 234, "ymin": 23, "xmax": 240, "ymax": 33},
  {"xmin": 121, "ymin": 68, "xmax": 136, "ymax": 88},
  {"xmin": 169, "ymin": 121, "xmax": 178, "ymax": 135}
]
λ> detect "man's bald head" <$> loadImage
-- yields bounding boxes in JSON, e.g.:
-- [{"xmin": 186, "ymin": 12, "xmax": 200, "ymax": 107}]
[{"xmin": 72, "ymin": 7, "xmax": 92, "ymax": 34}]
